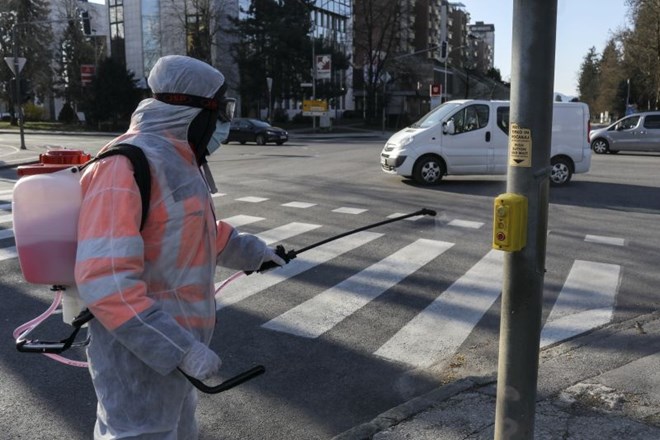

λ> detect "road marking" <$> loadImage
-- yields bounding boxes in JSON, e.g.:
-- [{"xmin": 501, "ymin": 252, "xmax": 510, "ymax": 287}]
[
  {"xmin": 0, "ymin": 245, "xmax": 17, "ymax": 261},
  {"xmin": 236, "ymin": 196, "xmax": 269, "ymax": 203},
  {"xmin": 261, "ymin": 239, "xmax": 453, "ymax": 338},
  {"xmin": 0, "ymin": 214, "xmax": 12, "ymax": 223},
  {"xmin": 375, "ymin": 249, "xmax": 504, "ymax": 369},
  {"xmin": 220, "ymin": 215, "xmax": 264, "ymax": 227},
  {"xmin": 216, "ymin": 231, "xmax": 383, "ymax": 310},
  {"xmin": 387, "ymin": 213, "xmax": 424, "ymax": 221},
  {"xmin": 0, "ymin": 229, "xmax": 14, "ymax": 240},
  {"xmin": 257, "ymin": 222, "xmax": 322, "ymax": 245},
  {"xmin": 540, "ymin": 260, "xmax": 621, "ymax": 348},
  {"xmin": 211, "ymin": 193, "xmax": 226, "ymax": 198},
  {"xmin": 333, "ymin": 207, "xmax": 367, "ymax": 215},
  {"xmin": 282, "ymin": 201, "xmax": 317, "ymax": 209},
  {"xmin": 448, "ymin": 219, "xmax": 484, "ymax": 229},
  {"xmin": 584, "ymin": 234, "xmax": 625, "ymax": 246},
  {"xmin": 0, "ymin": 189, "xmax": 13, "ymax": 196}
]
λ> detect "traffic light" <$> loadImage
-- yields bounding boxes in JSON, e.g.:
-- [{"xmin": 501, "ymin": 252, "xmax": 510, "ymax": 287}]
[
  {"xmin": 441, "ymin": 41, "xmax": 448, "ymax": 60},
  {"xmin": 80, "ymin": 10, "xmax": 91, "ymax": 35}
]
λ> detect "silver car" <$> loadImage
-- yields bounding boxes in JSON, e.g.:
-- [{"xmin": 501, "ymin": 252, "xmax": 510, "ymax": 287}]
[{"xmin": 589, "ymin": 112, "xmax": 660, "ymax": 154}]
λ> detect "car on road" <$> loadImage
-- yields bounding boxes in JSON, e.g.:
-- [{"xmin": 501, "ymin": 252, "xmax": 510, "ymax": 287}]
[
  {"xmin": 380, "ymin": 99, "xmax": 591, "ymax": 186},
  {"xmin": 223, "ymin": 118, "xmax": 288, "ymax": 145},
  {"xmin": 589, "ymin": 112, "xmax": 660, "ymax": 154}
]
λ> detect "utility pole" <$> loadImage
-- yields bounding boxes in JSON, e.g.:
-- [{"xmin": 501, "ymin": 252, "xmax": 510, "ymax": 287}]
[
  {"xmin": 493, "ymin": 0, "xmax": 557, "ymax": 439},
  {"xmin": 12, "ymin": 25, "xmax": 26, "ymax": 150}
]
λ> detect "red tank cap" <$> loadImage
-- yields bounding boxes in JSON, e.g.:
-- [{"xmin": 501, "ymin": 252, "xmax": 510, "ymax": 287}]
[{"xmin": 39, "ymin": 148, "xmax": 92, "ymax": 165}]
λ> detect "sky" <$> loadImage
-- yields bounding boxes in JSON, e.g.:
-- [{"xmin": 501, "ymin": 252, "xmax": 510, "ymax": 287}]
[{"xmin": 461, "ymin": 0, "xmax": 630, "ymax": 96}]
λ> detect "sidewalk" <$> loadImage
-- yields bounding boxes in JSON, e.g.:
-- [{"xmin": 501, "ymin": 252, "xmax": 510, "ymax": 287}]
[{"xmin": 333, "ymin": 312, "xmax": 660, "ymax": 439}]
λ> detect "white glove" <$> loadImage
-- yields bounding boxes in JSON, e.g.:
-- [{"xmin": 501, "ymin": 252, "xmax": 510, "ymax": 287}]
[
  {"xmin": 261, "ymin": 246, "xmax": 286, "ymax": 268},
  {"xmin": 179, "ymin": 341, "xmax": 221, "ymax": 380}
]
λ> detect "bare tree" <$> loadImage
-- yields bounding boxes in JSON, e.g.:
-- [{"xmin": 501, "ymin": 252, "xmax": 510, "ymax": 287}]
[{"xmin": 352, "ymin": 0, "xmax": 403, "ymax": 121}]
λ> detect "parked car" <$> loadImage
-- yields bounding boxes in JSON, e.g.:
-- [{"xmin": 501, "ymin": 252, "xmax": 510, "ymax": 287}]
[
  {"xmin": 380, "ymin": 99, "xmax": 591, "ymax": 186},
  {"xmin": 223, "ymin": 118, "xmax": 288, "ymax": 145},
  {"xmin": 589, "ymin": 112, "xmax": 660, "ymax": 154}
]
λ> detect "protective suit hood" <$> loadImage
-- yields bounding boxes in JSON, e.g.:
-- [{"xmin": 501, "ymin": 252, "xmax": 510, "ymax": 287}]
[{"xmin": 129, "ymin": 55, "xmax": 225, "ymax": 164}]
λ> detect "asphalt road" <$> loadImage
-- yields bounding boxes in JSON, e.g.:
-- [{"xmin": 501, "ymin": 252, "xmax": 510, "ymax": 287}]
[{"xmin": 0, "ymin": 133, "xmax": 658, "ymax": 439}]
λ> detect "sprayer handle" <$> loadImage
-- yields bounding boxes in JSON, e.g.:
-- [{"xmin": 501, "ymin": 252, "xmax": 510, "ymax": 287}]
[{"xmin": 179, "ymin": 365, "xmax": 265, "ymax": 394}]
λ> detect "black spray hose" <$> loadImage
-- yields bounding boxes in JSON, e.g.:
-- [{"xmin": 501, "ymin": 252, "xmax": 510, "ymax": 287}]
[
  {"xmin": 179, "ymin": 365, "xmax": 265, "ymax": 394},
  {"xmin": 251, "ymin": 208, "xmax": 437, "ymax": 273}
]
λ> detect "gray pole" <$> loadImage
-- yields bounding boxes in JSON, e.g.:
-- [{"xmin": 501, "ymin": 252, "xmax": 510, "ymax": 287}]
[
  {"xmin": 493, "ymin": 0, "xmax": 557, "ymax": 439},
  {"xmin": 312, "ymin": 28, "xmax": 316, "ymax": 133},
  {"xmin": 12, "ymin": 25, "xmax": 26, "ymax": 150}
]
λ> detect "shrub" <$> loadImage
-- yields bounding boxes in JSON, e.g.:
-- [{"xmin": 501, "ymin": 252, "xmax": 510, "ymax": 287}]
[
  {"xmin": 58, "ymin": 103, "xmax": 79, "ymax": 124},
  {"xmin": 23, "ymin": 103, "xmax": 45, "ymax": 121}
]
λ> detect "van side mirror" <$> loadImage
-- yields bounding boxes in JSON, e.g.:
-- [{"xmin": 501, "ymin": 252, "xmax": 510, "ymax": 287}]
[{"xmin": 443, "ymin": 120, "xmax": 455, "ymax": 135}]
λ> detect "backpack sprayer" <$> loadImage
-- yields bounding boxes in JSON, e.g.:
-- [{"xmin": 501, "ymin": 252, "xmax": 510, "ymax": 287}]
[{"xmin": 11, "ymin": 149, "xmax": 436, "ymax": 393}]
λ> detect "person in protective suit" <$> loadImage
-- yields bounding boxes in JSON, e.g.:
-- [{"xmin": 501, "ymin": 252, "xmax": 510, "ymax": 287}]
[{"xmin": 74, "ymin": 55, "xmax": 286, "ymax": 439}]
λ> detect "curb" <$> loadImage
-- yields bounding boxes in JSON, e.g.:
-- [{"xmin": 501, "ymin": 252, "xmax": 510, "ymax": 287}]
[{"xmin": 331, "ymin": 375, "xmax": 496, "ymax": 440}]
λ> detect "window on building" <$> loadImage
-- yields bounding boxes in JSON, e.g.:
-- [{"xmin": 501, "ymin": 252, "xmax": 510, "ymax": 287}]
[{"xmin": 109, "ymin": 0, "xmax": 125, "ymax": 66}]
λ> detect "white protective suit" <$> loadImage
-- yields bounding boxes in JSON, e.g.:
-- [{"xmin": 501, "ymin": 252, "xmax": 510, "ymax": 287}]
[{"xmin": 75, "ymin": 55, "xmax": 275, "ymax": 439}]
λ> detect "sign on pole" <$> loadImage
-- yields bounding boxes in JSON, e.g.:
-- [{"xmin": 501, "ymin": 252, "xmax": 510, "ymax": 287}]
[
  {"xmin": 4, "ymin": 57, "xmax": 26, "ymax": 76},
  {"xmin": 315, "ymin": 55, "xmax": 331, "ymax": 80},
  {"xmin": 81, "ymin": 64, "xmax": 95, "ymax": 86}
]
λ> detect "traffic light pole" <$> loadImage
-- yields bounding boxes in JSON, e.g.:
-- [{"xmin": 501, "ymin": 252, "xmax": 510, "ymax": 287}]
[
  {"xmin": 493, "ymin": 1, "xmax": 558, "ymax": 439},
  {"xmin": 12, "ymin": 25, "xmax": 26, "ymax": 150}
]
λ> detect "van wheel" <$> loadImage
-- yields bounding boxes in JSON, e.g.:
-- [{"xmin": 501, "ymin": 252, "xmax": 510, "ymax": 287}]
[
  {"xmin": 591, "ymin": 138, "xmax": 609, "ymax": 154},
  {"xmin": 413, "ymin": 155, "xmax": 445, "ymax": 185},
  {"xmin": 550, "ymin": 157, "xmax": 572, "ymax": 186}
]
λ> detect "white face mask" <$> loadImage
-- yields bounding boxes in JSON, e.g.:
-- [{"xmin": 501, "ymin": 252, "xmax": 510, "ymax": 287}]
[{"xmin": 207, "ymin": 121, "xmax": 231, "ymax": 155}]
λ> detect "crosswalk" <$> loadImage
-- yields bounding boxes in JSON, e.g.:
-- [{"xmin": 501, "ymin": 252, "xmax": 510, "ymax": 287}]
[{"xmin": 0, "ymin": 185, "xmax": 627, "ymax": 371}]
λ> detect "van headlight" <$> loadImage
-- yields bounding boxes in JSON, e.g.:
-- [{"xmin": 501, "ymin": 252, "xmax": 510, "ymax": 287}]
[{"xmin": 396, "ymin": 136, "xmax": 414, "ymax": 148}]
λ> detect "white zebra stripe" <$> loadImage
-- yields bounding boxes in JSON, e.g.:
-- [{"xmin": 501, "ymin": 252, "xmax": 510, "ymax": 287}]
[
  {"xmin": 262, "ymin": 239, "xmax": 453, "ymax": 338},
  {"xmin": 375, "ymin": 249, "xmax": 504, "ymax": 369},
  {"xmin": 0, "ymin": 213, "xmax": 12, "ymax": 224},
  {"xmin": 221, "ymin": 215, "xmax": 265, "ymax": 227},
  {"xmin": 0, "ymin": 245, "xmax": 17, "ymax": 262},
  {"xmin": 257, "ymin": 222, "xmax": 322, "ymax": 245},
  {"xmin": 540, "ymin": 260, "xmax": 620, "ymax": 347},
  {"xmin": 216, "ymin": 231, "xmax": 383, "ymax": 310}
]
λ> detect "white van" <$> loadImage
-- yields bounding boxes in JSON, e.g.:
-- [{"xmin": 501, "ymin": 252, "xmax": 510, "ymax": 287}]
[{"xmin": 380, "ymin": 100, "xmax": 591, "ymax": 186}]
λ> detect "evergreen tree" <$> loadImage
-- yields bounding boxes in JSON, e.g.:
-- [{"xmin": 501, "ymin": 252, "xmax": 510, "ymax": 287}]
[
  {"xmin": 53, "ymin": 0, "xmax": 96, "ymax": 112},
  {"xmin": 82, "ymin": 57, "xmax": 139, "ymax": 129},
  {"xmin": 577, "ymin": 46, "xmax": 600, "ymax": 111},
  {"xmin": 595, "ymin": 38, "xmax": 625, "ymax": 118},
  {"xmin": 0, "ymin": 0, "xmax": 53, "ymax": 121},
  {"xmin": 624, "ymin": 0, "xmax": 660, "ymax": 109},
  {"xmin": 229, "ymin": 0, "xmax": 314, "ymax": 117}
]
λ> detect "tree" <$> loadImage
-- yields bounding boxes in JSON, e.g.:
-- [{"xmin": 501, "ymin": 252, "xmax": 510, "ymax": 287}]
[
  {"xmin": 595, "ymin": 38, "xmax": 625, "ymax": 118},
  {"xmin": 624, "ymin": 0, "xmax": 660, "ymax": 109},
  {"xmin": 0, "ymin": 0, "xmax": 53, "ymax": 123},
  {"xmin": 229, "ymin": 0, "xmax": 314, "ymax": 117},
  {"xmin": 53, "ymin": 0, "xmax": 96, "ymax": 112},
  {"xmin": 577, "ymin": 46, "xmax": 600, "ymax": 111},
  {"xmin": 82, "ymin": 57, "xmax": 139, "ymax": 129},
  {"xmin": 352, "ymin": 0, "xmax": 403, "ymax": 121}
]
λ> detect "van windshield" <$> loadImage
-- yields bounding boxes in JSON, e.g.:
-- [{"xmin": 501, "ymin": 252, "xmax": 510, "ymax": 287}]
[{"xmin": 410, "ymin": 102, "xmax": 463, "ymax": 129}]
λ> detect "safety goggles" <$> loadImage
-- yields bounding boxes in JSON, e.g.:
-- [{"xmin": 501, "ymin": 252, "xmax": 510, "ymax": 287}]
[
  {"xmin": 154, "ymin": 91, "xmax": 235, "ymax": 122},
  {"xmin": 218, "ymin": 97, "xmax": 236, "ymax": 123}
]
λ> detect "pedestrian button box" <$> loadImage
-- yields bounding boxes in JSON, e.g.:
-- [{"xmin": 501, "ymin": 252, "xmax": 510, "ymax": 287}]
[{"xmin": 492, "ymin": 193, "xmax": 527, "ymax": 252}]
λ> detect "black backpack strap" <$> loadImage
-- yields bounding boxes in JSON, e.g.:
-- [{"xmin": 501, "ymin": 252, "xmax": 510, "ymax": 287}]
[{"xmin": 85, "ymin": 144, "xmax": 151, "ymax": 230}]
